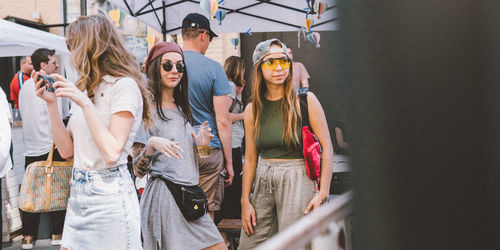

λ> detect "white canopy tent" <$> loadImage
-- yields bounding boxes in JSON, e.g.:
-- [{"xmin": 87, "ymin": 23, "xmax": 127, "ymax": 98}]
[
  {"xmin": 0, "ymin": 19, "xmax": 76, "ymax": 118},
  {"xmin": 0, "ymin": 19, "xmax": 76, "ymax": 82},
  {"xmin": 108, "ymin": 0, "xmax": 337, "ymax": 39}
]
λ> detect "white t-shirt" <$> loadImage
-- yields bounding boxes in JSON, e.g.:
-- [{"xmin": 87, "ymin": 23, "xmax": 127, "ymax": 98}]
[
  {"xmin": 68, "ymin": 75, "xmax": 143, "ymax": 171},
  {"xmin": 0, "ymin": 88, "xmax": 12, "ymax": 178},
  {"xmin": 19, "ymin": 78, "xmax": 62, "ymax": 156}
]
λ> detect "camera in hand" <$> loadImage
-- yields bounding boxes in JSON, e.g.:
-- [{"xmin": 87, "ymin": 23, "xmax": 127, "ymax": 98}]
[{"xmin": 38, "ymin": 74, "xmax": 56, "ymax": 92}]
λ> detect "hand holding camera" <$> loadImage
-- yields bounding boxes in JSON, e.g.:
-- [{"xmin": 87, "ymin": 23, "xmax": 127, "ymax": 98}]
[
  {"xmin": 38, "ymin": 74, "xmax": 56, "ymax": 92},
  {"xmin": 33, "ymin": 71, "xmax": 57, "ymax": 104}
]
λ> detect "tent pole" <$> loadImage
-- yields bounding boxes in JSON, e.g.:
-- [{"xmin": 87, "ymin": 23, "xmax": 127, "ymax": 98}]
[
  {"xmin": 80, "ymin": 0, "xmax": 87, "ymax": 16},
  {"xmin": 162, "ymin": 0, "xmax": 167, "ymax": 41}
]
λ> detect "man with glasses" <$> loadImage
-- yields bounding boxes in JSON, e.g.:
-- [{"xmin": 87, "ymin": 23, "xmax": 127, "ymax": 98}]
[
  {"xmin": 181, "ymin": 13, "xmax": 234, "ymax": 221},
  {"xmin": 18, "ymin": 48, "xmax": 65, "ymax": 249}
]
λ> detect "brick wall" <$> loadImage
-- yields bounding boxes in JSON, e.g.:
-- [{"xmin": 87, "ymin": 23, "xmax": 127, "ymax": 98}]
[{"xmin": 0, "ymin": 0, "xmax": 63, "ymax": 34}]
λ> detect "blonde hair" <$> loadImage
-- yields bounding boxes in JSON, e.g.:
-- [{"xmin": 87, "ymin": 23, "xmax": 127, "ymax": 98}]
[
  {"xmin": 251, "ymin": 45, "xmax": 299, "ymax": 147},
  {"xmin": 65, "ymin": 14, "xmax": 151, "ymax": 124}
]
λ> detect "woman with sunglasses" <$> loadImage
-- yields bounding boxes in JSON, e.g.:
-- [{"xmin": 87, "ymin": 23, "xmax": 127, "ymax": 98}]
[
  {"xmin": 134, "ymin": 42, "xmax": 226, "ymax": 250},
  {"xmin": 238, "ymin": 39, "xmax": 333, "ymax": 249},
  {"xmin": 34, "ymin": 15, "xmax": 149, "ymax": 249}
]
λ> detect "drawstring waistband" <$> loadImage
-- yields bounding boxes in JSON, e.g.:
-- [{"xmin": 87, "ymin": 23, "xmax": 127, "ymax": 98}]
[{"xmin": 257, "ymin": 158, "xmax": 305, "ymax": 194}]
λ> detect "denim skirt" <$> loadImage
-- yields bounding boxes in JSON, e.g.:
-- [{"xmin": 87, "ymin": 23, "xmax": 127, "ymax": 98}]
[{"xmin": 60, "ymin": 165, "xmax": 142, "ymax": 250}]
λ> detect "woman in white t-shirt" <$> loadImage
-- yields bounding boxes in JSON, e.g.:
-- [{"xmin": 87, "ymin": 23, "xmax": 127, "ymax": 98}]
[{"xmin": 34, "ymin": 15, "xmax": 150, "ymax": 250}]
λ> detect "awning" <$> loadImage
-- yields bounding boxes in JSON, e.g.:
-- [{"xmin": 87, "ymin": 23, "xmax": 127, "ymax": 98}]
[
  {"xmin": 0, "ymin": 19, "xmax": 70, "ymax": 57},
  {"xmin": 107, "ymin": 0, "xmax": 337, "ymax": 38},
  {"xmin": 0, "ymin": 19, "xmax": 77, "ymax": 84}
]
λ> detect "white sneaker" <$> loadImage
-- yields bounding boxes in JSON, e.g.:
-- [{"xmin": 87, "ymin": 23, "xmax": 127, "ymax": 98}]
[
  {"xmin": 51, "ymin": 234, "xmax": 62, "ymax": 246},
  {"xmin": 21, "ymin": 238, "xmax": 34, "ymax": 249}
]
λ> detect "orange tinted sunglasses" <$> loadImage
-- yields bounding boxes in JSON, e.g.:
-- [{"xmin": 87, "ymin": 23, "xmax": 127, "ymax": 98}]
[{"xmin": 261, "ymin": 58, "xmax": 291, "ymax": 70}]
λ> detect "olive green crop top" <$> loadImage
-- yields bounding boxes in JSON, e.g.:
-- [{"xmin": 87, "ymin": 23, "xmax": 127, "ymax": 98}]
[{"xmin": 255, "ymin": 98, "xmax": 303, "ymax": 159}]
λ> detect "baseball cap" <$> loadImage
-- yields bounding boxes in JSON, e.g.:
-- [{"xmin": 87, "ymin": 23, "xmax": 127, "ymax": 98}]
[
  {"xmin": 182, "ymin": 13, "xmax": 218, "ymax": 39},
  {"xmin": 252, "ymin": 38, "xmax": 290, "ymax": 66}
]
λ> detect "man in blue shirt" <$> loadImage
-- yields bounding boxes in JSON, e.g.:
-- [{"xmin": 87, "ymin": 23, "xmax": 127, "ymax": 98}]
[{"xmin": 182, "ymin": 13, "xmax": 233, "ymax": 219}]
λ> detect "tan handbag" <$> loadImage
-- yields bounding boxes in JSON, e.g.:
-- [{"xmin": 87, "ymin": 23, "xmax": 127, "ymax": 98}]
[{"xmin": 19, "ymin": 144, "xmax": 73, "ymax": 212}]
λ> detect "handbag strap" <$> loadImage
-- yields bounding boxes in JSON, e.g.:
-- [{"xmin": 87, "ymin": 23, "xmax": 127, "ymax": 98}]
[
  {"xmin": 298, "ymin": 88, "xmax": 309, "ymax": 152},
  {"xmin": 298, "ymin": 88, "xmax": 310, "ymax": 128},
  {"xmin": 46, "ymin": 143, "xmax": 56, "ymax": 167}
]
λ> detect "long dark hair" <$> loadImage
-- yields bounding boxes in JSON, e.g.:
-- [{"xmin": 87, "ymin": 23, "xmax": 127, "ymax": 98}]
[
  {"xmin": 251, "ymin": 42, "xmax": 299, "ymax": 147},
  {"xmin": 146, "ymin": 56, "xmax": 191, "ymax": 124}
]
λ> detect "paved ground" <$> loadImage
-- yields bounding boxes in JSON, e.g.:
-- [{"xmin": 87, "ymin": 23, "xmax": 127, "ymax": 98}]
[{"xmin": 2, "ymin": 236, "xmax": 59, "ymax": 250}]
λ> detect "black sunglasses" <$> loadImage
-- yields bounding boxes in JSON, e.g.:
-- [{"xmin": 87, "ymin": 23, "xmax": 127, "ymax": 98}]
[
  {"xmin": 162, "ymin": 61, "xmax": 185, "ymax": 73},
  {"xmin": 199, "ymin": 30, "xmax": 213, "ymax": 42}
]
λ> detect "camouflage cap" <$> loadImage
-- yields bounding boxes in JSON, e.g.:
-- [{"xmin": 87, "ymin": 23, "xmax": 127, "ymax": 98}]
[{"xmin": 252, "ymin": 38, "xmax": 290, "ymax": 66}]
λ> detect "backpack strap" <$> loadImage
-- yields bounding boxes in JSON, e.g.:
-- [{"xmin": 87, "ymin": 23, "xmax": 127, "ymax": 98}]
[
  {"xmin": 229, "ymin": 96, "xmax": 243, "ymax": 113},
  {"xmin": 18, "ymin": 72, "xmax": 24, "ymax": 90},
  {"xmin": 229, "ymin": 98, "xmax": 237, "ymax": 113},
  {"xmin": 298, "ymin": 88, "xmax": 310, "ymax": 128}
]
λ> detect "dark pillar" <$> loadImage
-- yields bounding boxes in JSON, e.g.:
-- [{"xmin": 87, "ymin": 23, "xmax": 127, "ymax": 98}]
[{"xmin": 335, "ymin": 0, "xmax": 500, "ymax": 249}]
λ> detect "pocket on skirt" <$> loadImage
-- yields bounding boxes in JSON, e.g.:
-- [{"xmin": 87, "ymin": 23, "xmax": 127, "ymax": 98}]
[{"xmin": 89, "ymin": 178, "xmax": 121, "ymax": 196}]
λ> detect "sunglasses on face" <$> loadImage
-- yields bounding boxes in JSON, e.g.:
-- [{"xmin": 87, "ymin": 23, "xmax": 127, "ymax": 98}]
[
  {"xmin": 162, "ymin": 61, "xmax": 185, "ymax": 73},
  {"xmin": 199, "ymin": 30, "xmax": 213, "ymax": 42},
  {"xmin": 261, "ymin": 58, "xmax": 291, "ymax": 70}
]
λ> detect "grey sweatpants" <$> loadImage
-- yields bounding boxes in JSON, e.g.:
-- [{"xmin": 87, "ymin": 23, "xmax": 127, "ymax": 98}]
[{"xmin": 238, "ymin": 159, "xmax": 316, "ymax": 250}]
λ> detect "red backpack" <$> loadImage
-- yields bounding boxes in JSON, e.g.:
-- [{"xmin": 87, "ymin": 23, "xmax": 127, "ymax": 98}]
[{"xmin": 299, "ymin": 89, "xmax": 322, "ymax": 182}]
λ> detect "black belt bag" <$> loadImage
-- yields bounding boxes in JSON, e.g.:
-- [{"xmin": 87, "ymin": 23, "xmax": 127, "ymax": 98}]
[{"xmin": 156, "ymin": 177, "xmax": 208, "ymax": 221}]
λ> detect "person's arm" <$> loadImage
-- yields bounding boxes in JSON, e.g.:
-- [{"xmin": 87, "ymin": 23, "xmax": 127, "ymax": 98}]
[
  {"xmin": 133, "ymin": 135, "xmax": 183, "ymax": 177},
  {"xmin": 83, "ymin": 106, "xmax": 134, "ymax": 165},
  {"xmin": 130, "ymin": 143, "xmax": 145, "ymax": 159},
  {"xmin": 0, "ymin": 89, "xmax": 12, "ymax": 123},
  {"xmin": 229, "ymin": 112, "xmax": 245, "ymax": 122},
  {"xmin": 214, "ymin": 95, "xmax": 234, "ymax": 186},
  {"xmin": 335, "ymin": 127, "xmax": 350, "ymax": 149},
  {"xmin": 241, "ymin": 104, "xmax": 258, "ymax": 235},
  {"xmin": 34, "ymin": 72, "xmax": 73, "ymax": 158},
  {"xmin": 0, "ymin": 111, "xmax": 11, "ymax": 168},
  {"xmin": 133, "ymin": 144, "xmax": 151, "ymax": 178},
  {"xmin": 304, "ymin": 92, "xmax": 334, "ymax": 214},
  {"xmin": 52, "ymin": 75, "xmax": 142, "ymax": 165}
]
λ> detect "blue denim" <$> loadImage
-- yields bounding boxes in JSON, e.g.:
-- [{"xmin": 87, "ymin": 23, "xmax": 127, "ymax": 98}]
[{"xmin": 61, "ymin": 165, "xmax": 142, "ymax": 250}]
